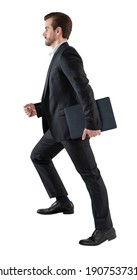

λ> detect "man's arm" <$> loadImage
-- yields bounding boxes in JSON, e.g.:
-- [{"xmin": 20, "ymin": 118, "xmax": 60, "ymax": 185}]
[{"xmin": 60, "ymin": 47, "xmax": 101, "ymax": 138}]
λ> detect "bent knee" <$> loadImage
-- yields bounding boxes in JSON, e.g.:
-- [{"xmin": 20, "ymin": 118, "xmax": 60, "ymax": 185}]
[
  {"xmin": 78, "ymin": 166, "xmax": 101, "ymax": 180},
  {"xmin": 30, "ymin": 149, "xmax": 38, "ymax": 162},
  {"xmin": 30, "ymin": 149, "xmax": 50, "ymax": 164}
]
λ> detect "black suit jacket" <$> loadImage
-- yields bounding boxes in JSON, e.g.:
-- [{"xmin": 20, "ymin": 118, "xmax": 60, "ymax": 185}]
[{"xmin": 35, "ymin": 42, "xmax": 101, "ymax": 141}]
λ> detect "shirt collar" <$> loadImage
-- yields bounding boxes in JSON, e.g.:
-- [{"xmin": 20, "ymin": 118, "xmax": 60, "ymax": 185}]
[{"xmin": 49, "ymin": 40, "xmax": 67, "ymax": 57}]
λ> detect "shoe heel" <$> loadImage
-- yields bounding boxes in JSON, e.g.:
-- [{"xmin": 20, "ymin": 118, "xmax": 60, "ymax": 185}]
[
  {"xmin": 108, "ymin": 234, "xmax": 117, "ymax": 241},
  {"xmin": 63, "ymin": 209, "xmax": 74, "ymax": 214}
]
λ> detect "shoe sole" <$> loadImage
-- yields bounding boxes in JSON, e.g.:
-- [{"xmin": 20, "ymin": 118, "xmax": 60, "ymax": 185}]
[{"xmin": 37, "ymin": 210, "xmax": 74, "ymax": 215}]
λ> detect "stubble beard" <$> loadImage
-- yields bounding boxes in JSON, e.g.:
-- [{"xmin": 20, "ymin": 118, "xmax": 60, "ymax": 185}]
[
  {"xmin": 45, "ymin": 37, "xmax": 56, "ymax": 47},
  {"xmin": 44, "ymin": 37, "xmax": 52, "ymax": 46},
  {"xmin": 45, "ymin": 40, "xmax": 50, "ymax": 46}
]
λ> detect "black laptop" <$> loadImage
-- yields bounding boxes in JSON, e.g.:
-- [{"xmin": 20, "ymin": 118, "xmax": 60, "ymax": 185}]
[{"xmin": 64, "ymin": 97, "xmax": 117, "ymax": 139}]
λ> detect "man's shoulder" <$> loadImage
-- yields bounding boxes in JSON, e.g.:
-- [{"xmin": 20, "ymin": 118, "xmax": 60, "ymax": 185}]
[
  {"xmin": 56, "ymin": 42, "xmax": 79, "ymax": 55},
  {"xmin": 54, "ymin": 43, "xmax": 82, "ymax": 67},
  {"xmin": 59, "ymin": 44, "xmax": 81, "ymax": 60}
]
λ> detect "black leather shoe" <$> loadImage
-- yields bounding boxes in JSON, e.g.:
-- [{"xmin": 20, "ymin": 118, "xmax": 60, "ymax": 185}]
[
  {"xmin": 79, "ymin": 227, "xmax": 116, "ymax": 246},
  {"xmin": 37, "ymin": 200, "xmax": 74, "ymax": 215}
]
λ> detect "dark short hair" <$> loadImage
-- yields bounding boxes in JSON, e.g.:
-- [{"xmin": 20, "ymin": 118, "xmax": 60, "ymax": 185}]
[{"xmin": 44, "ymin": 12, "xmax": 72, "ymax": 39}]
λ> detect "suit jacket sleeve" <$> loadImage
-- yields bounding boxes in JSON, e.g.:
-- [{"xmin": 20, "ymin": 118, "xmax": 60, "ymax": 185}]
[
  {"xmin": 34, "ymin": 102, "xmax": 42, "ymax": 118},
  {"xmin": 60, "ymin": 47, "xmax": 101, "ymax": 130}
]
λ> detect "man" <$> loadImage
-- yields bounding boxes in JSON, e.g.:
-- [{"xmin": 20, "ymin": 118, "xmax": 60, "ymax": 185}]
[{"xmin": 24, "ymin": 12, "xmax": 116, "ymax": 246}]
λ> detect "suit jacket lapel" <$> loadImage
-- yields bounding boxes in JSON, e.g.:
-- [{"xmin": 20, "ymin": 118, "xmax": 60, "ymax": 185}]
[
  {"xmin": 42, "ymin": 55, "xmax": 56, "ymax": 99},
  {"xmin": 42, "ymin": 42, "xmax": 69, "ymax": 99}
]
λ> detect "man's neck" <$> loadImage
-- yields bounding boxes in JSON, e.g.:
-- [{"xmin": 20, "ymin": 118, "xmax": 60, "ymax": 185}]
[{"xmin": 51, "ymin": 38, "xmax": 67, "ymax": 49}]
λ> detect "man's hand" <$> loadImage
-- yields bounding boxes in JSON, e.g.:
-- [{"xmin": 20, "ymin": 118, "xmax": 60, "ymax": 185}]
[
  {"xmin": 82, "ymin": 128, "xmax": 101, "ymax": 140},
  {"xmin": 23, "ymin": 103, "xmax": 37, "ymax": 117}
]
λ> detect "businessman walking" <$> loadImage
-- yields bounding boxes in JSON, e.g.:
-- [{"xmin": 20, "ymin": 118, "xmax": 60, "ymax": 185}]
[{"xmin": 24, "ymin": 12, "xmax": 116, "ymax": 246}]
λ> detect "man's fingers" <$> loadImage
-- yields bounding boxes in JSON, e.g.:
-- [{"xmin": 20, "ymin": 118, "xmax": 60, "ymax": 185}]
[
  {"xmin": 82, "ymin": 129, "xmax": 87, "ymax": 140},
  {"xmin": 82, "ymin": 129, "xmax": 101, "ymax": 140}
]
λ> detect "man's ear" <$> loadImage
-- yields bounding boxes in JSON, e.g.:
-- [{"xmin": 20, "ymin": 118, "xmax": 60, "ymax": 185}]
[{"xmin": 56, "ymin": 26, "xmax": 62, "ymax": 36}]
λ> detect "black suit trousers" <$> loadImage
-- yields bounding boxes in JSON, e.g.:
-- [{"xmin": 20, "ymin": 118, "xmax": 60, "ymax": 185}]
[{"xmin": 31, "ymin": 130, "xmax": 113, "ymax": 230}]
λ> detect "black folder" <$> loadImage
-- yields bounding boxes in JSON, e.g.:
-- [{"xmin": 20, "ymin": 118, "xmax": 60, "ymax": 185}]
[{"xmin": 64, "ymin": 97, "xmax": 117, "ymax": 139}]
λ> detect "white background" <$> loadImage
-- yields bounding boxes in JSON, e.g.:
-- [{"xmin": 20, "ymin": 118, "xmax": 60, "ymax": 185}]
[{"xmin": 0, "ymin": 0, "xmax": 137, "ymax": 279}]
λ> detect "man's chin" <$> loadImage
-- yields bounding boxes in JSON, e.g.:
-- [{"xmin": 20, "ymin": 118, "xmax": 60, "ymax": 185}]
[{"xmin": 45, "ymin": 41, "xmax": 50, "ymax": 46}]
